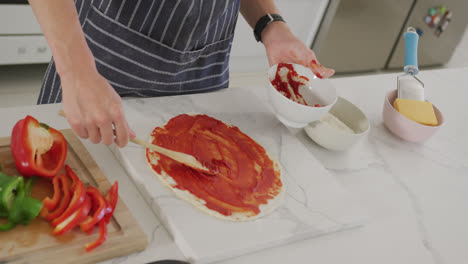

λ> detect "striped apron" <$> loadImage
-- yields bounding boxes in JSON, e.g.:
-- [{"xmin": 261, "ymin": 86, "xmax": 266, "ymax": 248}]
[{"xmin": 37, "ymin": 0, "xmax": 240, "ymax": 104}]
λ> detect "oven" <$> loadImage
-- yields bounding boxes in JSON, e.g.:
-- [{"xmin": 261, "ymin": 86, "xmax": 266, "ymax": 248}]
[{"xmin": 0, "ymin": 0, "xmax": 51, "ymax": 65}]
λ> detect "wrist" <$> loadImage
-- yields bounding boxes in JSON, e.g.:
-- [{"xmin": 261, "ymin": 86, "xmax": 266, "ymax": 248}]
[
  {"xmin": 262, "ymin": 21, "xmax": 292, "ymax": 47},
  {"xmin": 53, "ymin": 36, "xmax": 97, "ymax": 83},
  {"xmin": 57, "ymin": 50, "xmax": 97, "ymax": 86}
]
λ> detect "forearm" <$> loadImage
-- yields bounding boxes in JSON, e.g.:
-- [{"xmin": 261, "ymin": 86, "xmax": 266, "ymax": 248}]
[
  {"xmin": 239, "ymin": 0, "xmax": 280, "ymax": 28},
  {"xmin": 239, "ymin": 0, "xmax": 291, "ymax": 46},
  {"xmin": 28, "ymin": 0, "xmax": 95, "ymax": 81}
]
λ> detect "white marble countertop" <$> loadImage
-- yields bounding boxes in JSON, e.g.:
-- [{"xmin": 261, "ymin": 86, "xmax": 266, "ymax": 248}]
[{"xmin": 0, "ymin": 67, "xmax": 467, "ymax": 264}]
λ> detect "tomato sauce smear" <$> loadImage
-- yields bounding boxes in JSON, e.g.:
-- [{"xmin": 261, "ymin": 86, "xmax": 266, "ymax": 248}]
[
  {"xmin": 146, "ymin": 114, "xmax": 283, "ymax": 217},
  {"xmin": 271, "ymin": 63, "xmax": 310, "ymax": 105}
]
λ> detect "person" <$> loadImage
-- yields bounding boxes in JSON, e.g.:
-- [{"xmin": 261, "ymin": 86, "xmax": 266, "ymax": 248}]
[{"xmin": 29, "ymin": 0, "xmax": 334, "ymax": 147}]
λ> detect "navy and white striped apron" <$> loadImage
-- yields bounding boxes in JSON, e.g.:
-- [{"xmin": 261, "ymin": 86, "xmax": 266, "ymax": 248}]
[{"xmin": 38, "ymin": 0, "xmax": 240, "ymax": 104}]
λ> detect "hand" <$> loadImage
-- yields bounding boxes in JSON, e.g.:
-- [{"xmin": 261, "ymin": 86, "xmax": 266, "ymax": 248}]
[
  {"xmin": 60, "ymin": 66, "xmax": 135, "ymax": 147},
  {"xmin": 262, "ymin": 22, "xmax": 335, "ymax": 78}
]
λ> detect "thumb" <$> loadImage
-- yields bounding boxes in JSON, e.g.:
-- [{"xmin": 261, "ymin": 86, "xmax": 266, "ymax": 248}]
[{"xmin": 127, "ymin": 123, "xmax": 136, "ymax": 139}]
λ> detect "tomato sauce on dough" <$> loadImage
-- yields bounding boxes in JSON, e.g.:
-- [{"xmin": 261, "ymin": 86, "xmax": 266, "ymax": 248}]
[{"xmin": 146, "ymin": 114, "xmax": 282, "ymax": 217}]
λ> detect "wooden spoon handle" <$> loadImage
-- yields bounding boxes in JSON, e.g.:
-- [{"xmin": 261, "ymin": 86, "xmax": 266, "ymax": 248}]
[
  {"xmin": 58, "ymin": 110, "xmax": 210, "ymax": 173},
  {"xmin": 129, "ymin": 138, "xmax": 209, "ymax": 172}
]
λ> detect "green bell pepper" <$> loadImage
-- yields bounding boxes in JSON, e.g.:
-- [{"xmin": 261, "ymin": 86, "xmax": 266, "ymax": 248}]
[
  {"xmin": 0, "ymin": 221, "xmax": 15, "ymax": 231},
  {"xmin": 0, "ymin": 172, "xmax": 23, "ymax": 218},
  {"xmin": 8, "ymin": 185, "xmax": 43, "ymax": 226},
  {"xmin": 0, "ymin": 174, "xmax": 43, "ymax": 231},
  {"xmin": 24, "ymin": 177, "xmax": 37, "ymax": 197}
]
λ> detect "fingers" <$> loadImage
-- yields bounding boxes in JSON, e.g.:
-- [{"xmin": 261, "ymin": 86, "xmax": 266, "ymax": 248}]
[
  {"xmin": 308, "ymin": 55, "xmax": 335, "ymax": 79},
  {"xmin": 68, "ymin": 115, "xmax": 89, "ymax": 139},
  {"xmin": 63, "ymin": 103, "xmax": 89, "ymax": 139},
  {"xmin": 306, "ymin": 49, "xmax": 334, "ymax": 78},
  {"xmin": 288, "ymin": 50, "xmax": 306, "ymax": 66},
  {"xmin": 284, "ymin": 48, "xmax": 335, "ymax": 78},
  {"xmin": 128, "ymin": 125, "xmax": 136, "ymax": 139},
  {"xmin": 99, "ymin": 119, "xmax": 114, "ymax": 146},
  {"xmin": 84, "ymin": 113, "xmax": 113, "ymax": 145},
  {"xmin": 111, "ymin": 108, "xmax": 130, "ymax": 148},
  {"xmin": 86, "ymin": 122, "xmax": 101, "ymax": 144}
]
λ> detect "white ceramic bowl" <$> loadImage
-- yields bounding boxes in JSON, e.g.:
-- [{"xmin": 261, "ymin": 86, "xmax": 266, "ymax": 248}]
[
  {"xmin": 267, "ymin": 63, "xmax": 337, "ymax": 128},
  {"xmin": 304, "ymin": 97, "xmax": 370, "ymax": 151}
]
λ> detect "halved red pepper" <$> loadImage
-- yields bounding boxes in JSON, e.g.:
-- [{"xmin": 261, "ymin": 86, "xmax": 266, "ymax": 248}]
[
  {"xmin": 52, "ymin": 180, "xmax": 85, "ymax": 227},
  {"xmin": 41, "ymin": 173, "xmax": 71, "ymax": 221},
  {"xmin": 11, "ymin": 115, "xmax": 67, "ymax": 178},
  {"xmin": 52, "ymin": 194, "xmax": 91, "ymax": 236},
  {"xmin": 80, "ymin": 186, "xmax": 107, "ymax": 232},
  {"xmin": 85, "ymin": 219, "xmax": 108, "ymax": 252},
  {"xmin": 103, "ymin": 181, "xmax": 118, "ymax": 224},
  {"xmin": 42, "ymin": 175, "xmax": 61, "ymax": 211}
]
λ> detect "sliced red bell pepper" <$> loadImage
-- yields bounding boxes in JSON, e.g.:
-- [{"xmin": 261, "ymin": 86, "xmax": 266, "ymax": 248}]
[
  {"xmin": 65, "ymin": 165, "xmax": 80, "ymax": 188},
  {"xmin": 42, "ymin": 175, "xmax": 61, "ymax": 211},
  {"xmin": 84, "ymin": 182, "xmax": 118, "ymax": 250},
  {"xmin": 85, "ymin": 219, "xmax": 108, "ymax": 252},
  {"xmin": 51, "ymin": 180, "xmax": 85, "ymax": 227},
  {"xmin": 11, "ymin": 115, "xmax": 67, "ymax": 178},
  {"xmin": 52, "ymin": 194, "xmax": 91, "ymax": 236},
  {"xmin": 80, "ymin": 186, "xmax": 107, "ymax": 232},
  {"xmin": 103, "ymin": 181, "xmax": 118, "ymax": 224},
  {"xmin": 41, "ymin": 173, "xmax": 71, "ymax": 221}
]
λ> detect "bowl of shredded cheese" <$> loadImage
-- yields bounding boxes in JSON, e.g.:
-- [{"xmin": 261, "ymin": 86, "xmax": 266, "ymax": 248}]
[
  {"xmin": 267, "ymin": 63, "xmax": 337, "ymax": 128},
  {"xmin": 304, "ymin": 96, "xmax": 370, "ymax": 151}
]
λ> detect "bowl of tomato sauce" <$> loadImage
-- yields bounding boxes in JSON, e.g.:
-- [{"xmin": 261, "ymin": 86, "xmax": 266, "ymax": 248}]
[{"xmin": 267, "ymin": 63, "xmax": 337, "ymax": 128}]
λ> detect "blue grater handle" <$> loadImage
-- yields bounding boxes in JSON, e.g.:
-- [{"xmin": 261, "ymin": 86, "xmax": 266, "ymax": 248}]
[{"xmin": 404, "ymin": 27, "xmax": 419, "ymax": 75}]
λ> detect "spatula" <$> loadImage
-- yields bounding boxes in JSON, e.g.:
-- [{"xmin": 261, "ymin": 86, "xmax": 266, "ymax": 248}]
[{"xmin": 58, "ymin": 110, "xmax": 213, "ymax": 174}]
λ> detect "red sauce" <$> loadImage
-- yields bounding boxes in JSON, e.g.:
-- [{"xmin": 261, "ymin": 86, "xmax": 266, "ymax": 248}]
[
  {"xmin": 146, "ymin": 114, "xmax": 282, "ymax": 217},
  {"xmin": 271, "ymin": 63, "xmax": 310, "ymax": 105}
]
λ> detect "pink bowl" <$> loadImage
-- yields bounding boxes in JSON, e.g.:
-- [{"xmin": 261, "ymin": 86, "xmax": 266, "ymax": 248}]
[{"xmin": 382, "ymin": 89, "xmax": 444, "ymax": 143}]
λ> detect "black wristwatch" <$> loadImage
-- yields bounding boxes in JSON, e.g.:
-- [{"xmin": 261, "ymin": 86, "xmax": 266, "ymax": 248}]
[{"xmin": 254, "ymin": 14, "xmax": 286, "ymax": 43}]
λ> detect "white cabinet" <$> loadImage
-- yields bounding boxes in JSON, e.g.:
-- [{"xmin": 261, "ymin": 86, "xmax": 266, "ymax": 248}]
[
  {"xmin": 229, "ymin": 0, "xmax": 329, "ymax": 73},
  {"xmin": 0, "ymin": 5, "xmax": 51, "ymax": 65}
]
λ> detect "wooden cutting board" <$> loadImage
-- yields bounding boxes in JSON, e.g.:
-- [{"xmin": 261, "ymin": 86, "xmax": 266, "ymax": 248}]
[{"xmin": 0, "ymin": 129, "xmax": 148, "ymax": 264}]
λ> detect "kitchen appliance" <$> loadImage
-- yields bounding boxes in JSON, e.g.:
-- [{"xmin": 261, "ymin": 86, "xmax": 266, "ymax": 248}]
[
  {"xmin": 312, "ymin": 0, "xmax": 468, "ymax": 73},
  {"xmin": 0, "ymin": 1, "xmax": 51, "ymax": 65}
]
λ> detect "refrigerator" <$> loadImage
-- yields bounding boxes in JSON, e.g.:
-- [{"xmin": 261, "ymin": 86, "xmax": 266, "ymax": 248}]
[{"xmin": 311, "ymin": 0, "xmax": 468, "ymax": 74}]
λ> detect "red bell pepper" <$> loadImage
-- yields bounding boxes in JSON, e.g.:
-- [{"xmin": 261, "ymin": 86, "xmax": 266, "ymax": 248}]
[
  {"xmin": 65, "ymin": 165, "xmax": 80, "ymax": 188},
  {"xmin": 85, "ymin": 219, "xmax": 108, "ymax": 252},
  {"xmin": 42, "ymin": 175, "xmax": 61, "ymax": 211},
  {"xmin": 103, "ymin": 181, "xmax": 118, "ymax": 224},
  {"xmin": 52, "ymin": 194, "xmax": 91, "ymax": 236},
  {"xmin": 11, "ymin": 115, "xmax": 67, "ymax": 178},
  {"xmin": 41, "ymin": 173, "xmax": 71, "ymax": 221},
  {"xmin": 52, "ymin": 180, "xmax": 85, "ymax": 227},
  {"xmin": 80, "ymin": 186, "xmax": 107, "ymax": 232}
]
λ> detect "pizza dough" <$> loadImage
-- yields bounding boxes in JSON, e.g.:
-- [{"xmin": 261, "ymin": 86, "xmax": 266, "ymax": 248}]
[{"xmin": 145, "ymin": 114, "xmax": 284, "ymax": 221}]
